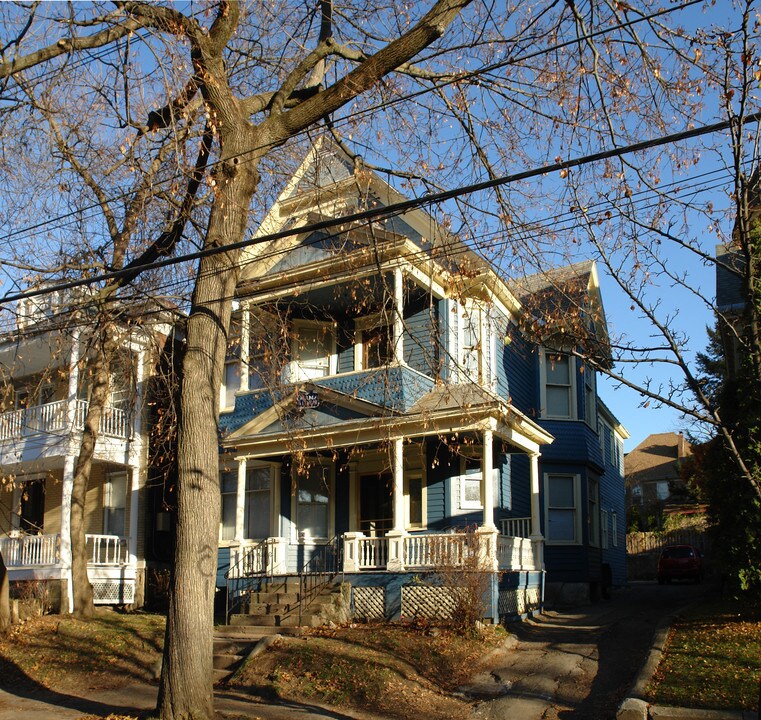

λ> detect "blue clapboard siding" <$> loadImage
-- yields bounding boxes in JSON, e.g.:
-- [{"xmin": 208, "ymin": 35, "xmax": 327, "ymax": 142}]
[
  {"xmin": 599, "ymin": 419, "xmax": 627, "ymax": 586},
  {"xmin": 504, "ymin": 453, "xmax": 530, "ymax": 517},
  {"xmin": 492, "ymin": 312, "xmax": 510, "ymax": 399},
  {"xmin": 403, "ymin": 296, "xmax": 438, "ymax": 377},
  {"xmin": 503, "ymin": 332, "xmax": 538, "ymax": 416}
]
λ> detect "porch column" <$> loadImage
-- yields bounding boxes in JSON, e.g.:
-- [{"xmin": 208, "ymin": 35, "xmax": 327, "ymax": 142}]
[
  {"xmin": 240, "ymin": 301, "xmax": 250, "ymax": 393},
  {"xmin": 127, "ymin": 347, "xmax": 147, "ymax": 567},
  {"xmin": 235, "ymin": 458, "xmax": 247, "ymax": 542},
  {"xmin": 60, "ymin": 326, "xmax": 81, "ymax": 613},
  {"xmin": 393, "ymin": 267, "xmax": 404, "ymax": 364},
  {"xmin": 529, "ymin": 453, "xmax": 542, "ymax": 538},
  {"xmin": 387, "ymin": 437, "xmax": 406, "ymax": 572},
  {"xmin": 481, "ymin": 427, "xmax": 495, "ymax": 529}
]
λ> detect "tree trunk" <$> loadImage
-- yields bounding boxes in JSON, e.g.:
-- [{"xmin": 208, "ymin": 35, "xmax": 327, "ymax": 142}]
[
  {"xmin": 0, "ymin": 550, "xmax": 9, "ymax": 632},
  {"xmin": 157, "ymin": 134, "xmax": 261, "ymax": 720},
  {"xmin": 71, "ymin": 327, "xmax": 115, "ymax": 618}
]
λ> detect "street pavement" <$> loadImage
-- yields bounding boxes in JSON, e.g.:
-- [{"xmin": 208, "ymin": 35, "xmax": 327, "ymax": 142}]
[{"xmin": 0, "ymin": 581, "xmax": 713, "ymax": 720}]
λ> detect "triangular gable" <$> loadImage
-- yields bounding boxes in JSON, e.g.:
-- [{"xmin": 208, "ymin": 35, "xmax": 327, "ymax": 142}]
[{"xmin": 226, "ymin": 382, "xmax": 391, "ymax": 441}]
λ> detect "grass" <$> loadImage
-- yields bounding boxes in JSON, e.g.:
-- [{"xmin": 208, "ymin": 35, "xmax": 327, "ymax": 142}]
[
  {"xmin": 647, "ymin": 594, "xmax": 761, "ymax": 711},
  {"xmin": 0, "ymin": 609, "xmax": 165, "ymax": 693},
  {"xmin": 230, "ymin": 621, "xmax": 505, "ymax": 720}
]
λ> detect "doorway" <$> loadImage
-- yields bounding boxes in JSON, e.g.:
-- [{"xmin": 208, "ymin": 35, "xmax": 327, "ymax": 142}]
[
  {"xmin": 359, "ymin": 472, "xmax": 393, "ymax": 536},
  {"xmin": 19, "ymin": 477, "xmax": 45, "ymax": 533}
]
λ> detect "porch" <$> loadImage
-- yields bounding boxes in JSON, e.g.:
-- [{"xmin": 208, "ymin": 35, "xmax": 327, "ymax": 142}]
[
  {"xmin": 226, "ymin": 518, "xmax": 542, "ymax": 579},
  {"xmin": 0, "ymin": 531, "xmax": 136, "ymax": 604}
]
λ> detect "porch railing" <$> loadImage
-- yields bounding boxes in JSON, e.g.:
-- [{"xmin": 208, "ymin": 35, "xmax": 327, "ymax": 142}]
[
  {"xmin": 0, "ymin": 532, "xmax": 129, "ymax": 568},
  {"xmin": 0, "ymin": 398, "xmax": 130, "ymax": 442},
  {"xmin": 497, "ymin": 535, "xmax": 542, "ymax": 571},
  {"xmin": 500, "ymin": 517, "xmax": 532, "ymax": 539},
  {"xmin": 356, "ymin": 536, "xmax": 389, "ymax": 569},
  {"xmin": 404, "ymin": 533, "xmax": 470, "ymax": 568},
  {"xmin": 86, "ymin": 534, "xmax": 128, "ymax": 566},
  {"xmin": 298, "ymin": 535, "xmax": 342, "ymax": 626},
  {"xmin": 225, "ymin": 537, "xmax": 288, "ymax": 620},
  {"xmin": 0, "ymin": 532, "xmax": 59, "ymax": 566}
]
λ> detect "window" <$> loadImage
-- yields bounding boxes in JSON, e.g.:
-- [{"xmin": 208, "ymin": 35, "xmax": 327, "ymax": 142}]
[
  {"xmin": 631, "ymin": 484, "xmax": 643, "ymax": 502},
  {"xmin": 457, "ymin": 301, "xmax": 495, "ymax": 386},
  {"xmin": 584, "ymin": 366, "xmax": 596, "ymax": 427},
  {"xmin": 597, "ymin": 419, "xmax": 605, "ymax": 456},
  {"xmin": 296, "ymin": 463, "xmax": 330, "ymax": 540},
  {"xmin": 656, "ymin": 481, "xmax": 669, "ymax": 501},
  {"xmin": 104, "ymin": 471, "xmax": 128, "ymax": 537},
  {"xmin": 601, "ymin": 509, "xmax": 609, "ymax": 549},
  {"xmin": 588, "ymin": 477, "xmax": 599, "ymax": 546},
  {"xmin": 291, "ymin": 321, "xmax": 335, "ymax": 381},
  {"xmin": 223, "ymin": 361, "xmax": 241, "ymax": 409},
  {"xmin": 406, "ymin": 473, "xmax": 424, "ymax": 528},
  {"xmin": 545, "ymin": 474, "xmax": 580, "ymax": 544},
  {"xmin": 460, "ymin": 456, "xmax": 483, "ymax": 509},
  {"xmin": 244, "ymin": 466, "xmax": 271, "ymax": 539},
  {"xmin": 611, "ymin": 511, "xmax": 618, "ymax": 546},
  {"xmin": 220, "ymin": 470, "xmax": 237, "ymax": 542},
  {"xmin": 605, "ymin": 427, "xmax": 613, "ymax": 466},
  {"xmin": 543, "ymin": 351, "xmax": 576, "ymax": 419},
  {"xmin": 355, "ymin": 314, "xmax": 393, "ymax": 370}
]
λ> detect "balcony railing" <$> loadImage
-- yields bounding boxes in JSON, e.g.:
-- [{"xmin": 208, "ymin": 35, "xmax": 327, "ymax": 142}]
[
  {"xmin": 0, "ymin": 398, "xmax": 130, "ymax": 441},
  {"xmin": 0, "ymin": 532, "xmax": 129, "ymax": 567},
  {"xmin": 499, "ymin": 517, "xmax": 532, "ymax": 539}
]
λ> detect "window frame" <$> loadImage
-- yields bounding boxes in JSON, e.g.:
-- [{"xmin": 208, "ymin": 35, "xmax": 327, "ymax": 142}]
[
  {"xmin": 540, "ymin": 349, "xmax": 577, "ymax": 420},
  {"xmin": 292, "ymin": 459, "xmax": 334, "ymax": 543},
  {"xmin": 103, "ymin": 470, "xmax": 128, "ymax": 538},
  {"xmin": 354, "ymin": 312, "xmax": 393, "ymax": 371},
  {"xmin": 289, "ymin": 319, "xmax": 337, "ymax": 382},
  {"xmin": 544, "ymin": 473, "xmax": 582, "ymax": 545}
]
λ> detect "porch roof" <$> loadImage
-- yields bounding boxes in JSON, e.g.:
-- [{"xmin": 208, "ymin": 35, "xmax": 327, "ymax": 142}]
[{"xmin": 221, "ymin": 377, "xmax": 553, "ymax": 458}]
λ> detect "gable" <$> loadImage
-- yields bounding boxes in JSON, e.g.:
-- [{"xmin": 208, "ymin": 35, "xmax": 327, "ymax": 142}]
[{"xmin": 283, "ymin": 146, "xmax": 355, "ymax": 200}]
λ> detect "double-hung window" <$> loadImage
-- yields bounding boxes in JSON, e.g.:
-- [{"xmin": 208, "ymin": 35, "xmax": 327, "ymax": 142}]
[
  {"xmin": 545, "ymin": 473, "xmax": 580, "ymax": 544},
  {"xmin": 291, "ymin": 321, "xmax": 335, "ymax": 382},
  {"xmin": 543, "ymin": 351, "xmax": 576, "ymax": 419},
  {"xmin": 220, "ymin": 470, "xmax": 237, "ymax": 542},
  {"xmin": 296, "ymin": 463, "xmax": 330, "ymax": 540},
  {"xmin": 244, "ymin": 466, "xmax": 272, "ymax": 539},
  {"xmin": 104, "ymin": 471, "xmax": 128, "ymax": 537}
]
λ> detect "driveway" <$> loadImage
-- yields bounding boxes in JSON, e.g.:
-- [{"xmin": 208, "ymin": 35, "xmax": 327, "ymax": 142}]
[{"xmin": 472, "ymin": 581, "xmax": 707, "ymax": 720}]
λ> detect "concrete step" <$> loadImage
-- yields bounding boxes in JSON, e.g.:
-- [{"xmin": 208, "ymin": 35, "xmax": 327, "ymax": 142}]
[
  {"xmin": 214, "ymin": 652, "xmax": 245, "ymax": 670},
  {"xmin": 247, "ymin": 591, "xmax": 300, "ymax": 605},
  {"xmin": 215, "ymin": 625, "xmax": 302, "ymax": 639},
  {"xmin": 259, "ymin": 578, "xmax": 300, "ymax": 594},
  {"xmin": 247, "ymin": 602, "xmax": 296, "ymax": 616}
]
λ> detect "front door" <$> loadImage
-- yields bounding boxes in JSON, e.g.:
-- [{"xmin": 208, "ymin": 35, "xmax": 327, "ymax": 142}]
[
  {"xmin": 19, "ymin": 478, "xmax": 45, "ymax": 534},
  {"xmin": 359, "ymin": 472, "xmax": 393, "ymax": 536}
]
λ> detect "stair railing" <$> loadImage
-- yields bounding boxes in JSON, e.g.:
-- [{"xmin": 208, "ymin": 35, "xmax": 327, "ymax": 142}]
[
  {"xmin": 298, "ymin": 535, "xmax": 343, "ymax": 627},
  {"xmin": 224, "ymin": 537, "xmax": 269, "ymax": 623}
]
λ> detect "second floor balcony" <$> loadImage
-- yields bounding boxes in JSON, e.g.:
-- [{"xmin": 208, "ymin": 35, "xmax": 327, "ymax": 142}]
[{"xmin": 0, "ymin": 398, "xmax": 131, "ymax": 443}]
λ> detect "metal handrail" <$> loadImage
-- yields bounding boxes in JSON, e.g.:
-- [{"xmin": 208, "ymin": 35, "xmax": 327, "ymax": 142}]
[
  {"xmin": 298, "ymin": 535, "xmax": 342, "ymax": 626},
  {"xmin": 224, "ymin": 537, "xmax": 269, "ymax": 622}
]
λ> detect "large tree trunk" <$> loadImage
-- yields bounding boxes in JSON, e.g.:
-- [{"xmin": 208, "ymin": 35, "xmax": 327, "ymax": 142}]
[
  {"xmin": 157, "ymin": 133, "xmax": 261, "ymax": 720},
  {"xmin": 0, "ymin": 550, "xmax": 9, "ymax": 632},
  {"xmin": 71, "ymin": 328, "xmax": 115, "ymax": 618}
]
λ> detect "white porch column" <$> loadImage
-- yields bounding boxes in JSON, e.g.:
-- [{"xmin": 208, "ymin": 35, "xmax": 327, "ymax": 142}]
[
  {"xmin": 240, "ymin": 301, "xmax": 250, "ymax": 393},
  {"xmin": 481, "ymin": 427, "xmax": 495, "ymax": 529},
  {"xmin": 529, "ymin": 453, "xmax": 543, "ymax": 538},
  {"xmin": 387, "ymin": 437, "xmax": 406, "ymax": 572},
  {"xmin": 60, "ymin": 326, "xmax": 81, "ymax": 613},
  {"xmin": 235, "ymin": 458, "xmax": 247, "ymax": 542},
  {"xmin": 127, "ymin": 347, "xmax": 147, "ymax": 567},
  {"xmin": 393, "ymin": 267, "xmax": 404, "ymax": 364}
]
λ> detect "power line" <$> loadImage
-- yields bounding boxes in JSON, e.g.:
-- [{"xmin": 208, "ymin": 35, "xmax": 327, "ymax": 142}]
[
  {"xmin": 0, "ymin": 0, "xmax": 705, "ymax": 247},
  {"xmin": 1, "ymin": 107, "xmax": 756, "ymax": 308}
]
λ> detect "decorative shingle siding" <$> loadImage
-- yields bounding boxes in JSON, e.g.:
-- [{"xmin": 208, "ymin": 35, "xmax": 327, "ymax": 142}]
[
  {"xmin": 318, "ymin": 366, "xmax": 434, "ymax": 411},
  {"xmin": 219, "ymin": 389, "xmax": 276, "ymax": 434}
]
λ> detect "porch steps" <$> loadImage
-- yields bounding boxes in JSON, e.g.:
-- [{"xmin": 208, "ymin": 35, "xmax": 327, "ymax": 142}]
[{"xmin": 212, "ymin": 637, "xmax": 254, "ymax": 684}]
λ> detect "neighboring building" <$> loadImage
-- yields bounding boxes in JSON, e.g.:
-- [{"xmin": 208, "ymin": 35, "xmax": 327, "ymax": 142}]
[
  {"xmin": 216, "ymin": 140, "xmax": 628, "ymax": 619},
  {"xmin": 0, "ymin": 290, "xmax": 172, "ymax": 611},
  {"xmin": 625, "ymin": 432, "xmax": 695, "ymax": 529}
]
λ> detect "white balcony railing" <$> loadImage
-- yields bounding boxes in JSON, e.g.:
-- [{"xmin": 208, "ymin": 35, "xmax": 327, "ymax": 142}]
[
  {"xmin": 497, "ymin": 535, "xmax": 543, "ymax": 571},
  {"xmin": 0, "ymin": 532, "xmax": 130, "ymax": 568},
  {"xmin": 357, "ymin": 536, "xmax": 389, "ymax": 569},
  {"xmin": 405, "ymin": 533, "xmax": 471, "ymax": 568},
  {"xmin": 499, "ymin": 517, "xmax": 532, "ymax": 539},
  {"xmin": 0, "ymin": 398, "xmax": 130, "ymax": 442}
]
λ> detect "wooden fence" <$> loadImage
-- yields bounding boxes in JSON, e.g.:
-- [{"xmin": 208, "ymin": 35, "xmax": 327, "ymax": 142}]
[{"xmin": 626, "ymin": 529, "xmax": 711, "ymax": 580}]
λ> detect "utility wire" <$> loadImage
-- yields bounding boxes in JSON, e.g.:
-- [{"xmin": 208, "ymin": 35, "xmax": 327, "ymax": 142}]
[
  {"xmin": 0, "ymin": 0, "xmax": 706, "ymax": 247},
  {"xmin": 1, "ymin": 107, "xmax": 757, "ymax": 308}
]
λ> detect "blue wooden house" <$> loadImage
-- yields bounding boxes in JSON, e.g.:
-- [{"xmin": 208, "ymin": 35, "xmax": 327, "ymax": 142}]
[{"xmin": 217, "ymin": 141, "xmax": 627, "ymax": 621}]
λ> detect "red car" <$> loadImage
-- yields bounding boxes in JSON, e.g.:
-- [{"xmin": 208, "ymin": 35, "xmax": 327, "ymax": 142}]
[{"xmin": 657, "ymin": 544, "xmax": 704, "ymax": 584}]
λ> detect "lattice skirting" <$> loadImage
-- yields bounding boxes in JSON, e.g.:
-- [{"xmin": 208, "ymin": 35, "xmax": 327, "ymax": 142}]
[
  {"xmin": 353, "ymin": 587, "xmax": 385, "ymax": 620},
  {"xmin": 498, "ymin": 586, "xmax": 540, "ymax": 617},
  {"xmin": 92, "ymin": 580, "xmax": 135, "ymax": 605},
  {"xmin": 401, "ymin": 585, "xmax": 461, "ymax": 620}
]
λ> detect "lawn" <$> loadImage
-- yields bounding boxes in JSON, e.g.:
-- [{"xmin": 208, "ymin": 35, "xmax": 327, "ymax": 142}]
[
  {"xmin": 229, "ymin": 621, "xmax": 504, "ymax": 720},
  {"xmin": 647, "ymin": 595, "xmax": 761, "ymax": 711},
  {"xmin": 0, "ymin": 609, "xmax": 165, "ymax": 694}
]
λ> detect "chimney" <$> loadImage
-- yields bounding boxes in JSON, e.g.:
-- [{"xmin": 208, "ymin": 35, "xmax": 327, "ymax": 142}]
[{"xmin": 677, "ymin": 432, "xmax": 687, "ymax": 459}]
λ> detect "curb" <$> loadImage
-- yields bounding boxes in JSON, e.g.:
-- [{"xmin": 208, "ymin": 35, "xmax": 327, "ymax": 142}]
[{"xmin": 616, "ymin": 600, "xmax": 754, "ymax": 720}]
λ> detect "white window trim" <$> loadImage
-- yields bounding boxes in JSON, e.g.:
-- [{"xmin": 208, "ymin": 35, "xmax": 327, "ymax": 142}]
[
  {"xmin": 354, "ymin": 312, "xmax": 393, "ymax": 371},
  {"xmin": 289, "ymin": 319, "xmax": 337, "ymax": 382},
  {"xmin": 450, "ymin": 455, "xmax": 500, "ymax": 513},
  {"xmin": 454, "ymin": 300, "xmax": 497, "ymax": 389},
  {"xmin": 221, "ymin": 359, "xmax": 242, "ymax": 412},
  {"xmin": 539, "ymin": 348, "xmax": 578, "ymax": 420},
  {"xmin": 103, "ymin": 470, "xmax": 129, "ymax": 537},
  {"xmin": 584, "ymin": 367, "xmax": 596, "ymax": 428},
  {"xmin": 291, "ymin": 459, "xmax": 334, "ymax": 544},
  {"xmin": 544, "ymin": 472, "xmax": 582, "ymax": 545}
]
